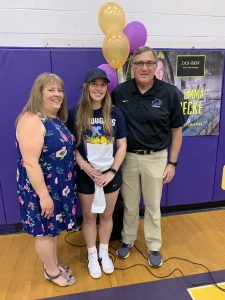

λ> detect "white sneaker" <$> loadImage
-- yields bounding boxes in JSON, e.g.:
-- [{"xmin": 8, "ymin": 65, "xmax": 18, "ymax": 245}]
[
  {"xmin": 88, "ymin": 251, "xmax": 102, "ymax": 279},
  {"xmin": 99, "ymin": 249, "xmax": 114, "ymax": 274}
]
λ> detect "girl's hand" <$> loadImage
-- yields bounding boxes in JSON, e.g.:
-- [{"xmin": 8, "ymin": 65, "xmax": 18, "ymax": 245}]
[
  {"xmin": 95, "ymin": 171, "xmax": 115, "ymax": 187},
  {"xmin": 82, "ymin": 162, "xmax": 102, "ymax": 180}
]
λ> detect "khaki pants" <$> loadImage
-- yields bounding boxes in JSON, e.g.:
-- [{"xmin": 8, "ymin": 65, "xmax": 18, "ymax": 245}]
[{"xmin": 121, "ymin": 150, "xmax": 167, "ymax": 251}]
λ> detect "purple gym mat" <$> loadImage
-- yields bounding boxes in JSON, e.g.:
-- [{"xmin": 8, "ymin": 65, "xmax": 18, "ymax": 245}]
[{"xmin": 37, "ymin": 269, "xmax": 225, "ymax": 300}]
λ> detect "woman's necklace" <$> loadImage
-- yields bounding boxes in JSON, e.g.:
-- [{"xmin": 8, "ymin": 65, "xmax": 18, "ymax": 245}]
[{"xmin": 50, "ymin": 118, "xmax": 74, "ymax": 146}]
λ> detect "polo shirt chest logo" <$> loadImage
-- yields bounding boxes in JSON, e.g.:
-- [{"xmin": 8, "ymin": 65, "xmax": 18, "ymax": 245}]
[{"xmin": 152, "ymin": 98, "xmax": 162, "ymax": 108}]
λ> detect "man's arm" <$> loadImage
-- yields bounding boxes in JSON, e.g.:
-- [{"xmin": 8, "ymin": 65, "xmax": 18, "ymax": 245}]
[
  {"xmin": 170, "ymin": 127, "xmax": 182, "ymax": 163},
  {"xmin": 163, "ymin": 126, "xmax": 182, "ymax": 184}
]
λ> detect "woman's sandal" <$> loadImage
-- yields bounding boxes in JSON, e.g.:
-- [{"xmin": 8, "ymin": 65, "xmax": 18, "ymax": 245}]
[
  {"xmin": 58, "ymin": 263, "xmax": 73, "ymax": 276},
  {"xmin": 44, "ymin": 271, "xmax": 76, "ymax": 287},
  {"xmin": 44, "ymin": 263, "xmax": 73, "ymax": 279}
]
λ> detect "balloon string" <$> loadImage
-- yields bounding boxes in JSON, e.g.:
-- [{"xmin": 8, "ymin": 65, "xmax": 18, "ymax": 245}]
[{"xmin": 125, "ymin": 55, "xmax": 132, "ymax": 81}]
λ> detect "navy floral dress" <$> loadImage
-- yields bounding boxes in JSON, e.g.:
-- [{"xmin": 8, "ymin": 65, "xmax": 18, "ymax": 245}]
[{"xmin": 16, "ymin": 117, "xmax": 77, "ymax": 237}]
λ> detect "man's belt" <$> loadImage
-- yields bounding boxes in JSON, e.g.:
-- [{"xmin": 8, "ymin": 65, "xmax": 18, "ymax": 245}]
[{"xmin": 128, "ymin": 149, "xmax": 162, "ymax": 155}]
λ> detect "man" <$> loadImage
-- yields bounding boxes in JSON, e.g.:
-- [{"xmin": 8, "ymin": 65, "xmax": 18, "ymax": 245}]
[{"xmin": 111, "ymin": 46, "xmax": 184, "ymax": 267}]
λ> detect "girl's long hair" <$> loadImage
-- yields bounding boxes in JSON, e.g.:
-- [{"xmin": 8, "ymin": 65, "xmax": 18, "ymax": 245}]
[
  {"xmin": 75, "ymin": 82, "xmax": 113, "ymax": 146},
  {"xmin": 16, "ymin": 73, "xmax": 68, "ymax": 124}
]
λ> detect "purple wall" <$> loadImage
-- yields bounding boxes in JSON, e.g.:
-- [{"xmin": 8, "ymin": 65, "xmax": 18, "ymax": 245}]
[
  {"xmin": 0, "ymin": 49, "xmax": 51, "ymax": 224},
  {"xmin": 0, "ymin": 180, "xmax": 6, "ymax": 224},
  {"xmin": 51, "ymin": 48, "xmax": 106, "ymax": 109},
  {"xmin": 161, "ymin": 187, "xmax": 167, "ymax": 206},
  {"xmin": 0, "ymin": 48, "xmax": 107, "ymax": 223},
  {"xmin": 0, "ymin": 47, "xmax": 224, "ymax": 226},
  {"xmin": 213, "ymin": 70, "xmax": 225, "ymax": 201},
  {"xmin": 167, "ymin": 136, "xmax": 218, "ymax": 205}
]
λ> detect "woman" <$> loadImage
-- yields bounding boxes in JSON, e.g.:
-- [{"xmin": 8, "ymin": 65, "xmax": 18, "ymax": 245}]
[
  {"xmin": 67, "ymin": 68, "xmax": 127, "ymax": 279},
  {"xmin": 16, "ymin": 73, "xmax": 77, "ymax": 286},
  {"xmin": 154, "ymin": 54, "xmax": 174, "ymax": 84}
]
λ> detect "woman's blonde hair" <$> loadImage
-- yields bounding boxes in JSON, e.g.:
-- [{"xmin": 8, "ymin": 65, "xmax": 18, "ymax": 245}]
[
  {"xmin": 75, "ymin": 82, "xmax": 113, "ymax": 146},
  {"xmin": 16, "ymin": 73, "xmax": 68, "ymax": 123}
]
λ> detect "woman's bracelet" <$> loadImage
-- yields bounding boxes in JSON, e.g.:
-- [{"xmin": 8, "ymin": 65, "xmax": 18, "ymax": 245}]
[{"xmin": 80, "ymin": 161, "xmax": 88, "ymax": 170}]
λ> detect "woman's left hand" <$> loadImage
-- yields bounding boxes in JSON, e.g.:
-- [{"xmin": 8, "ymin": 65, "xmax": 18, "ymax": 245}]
[{"xmin": 95, "ymin": 171, "xmax": 115, "ymax": 187}]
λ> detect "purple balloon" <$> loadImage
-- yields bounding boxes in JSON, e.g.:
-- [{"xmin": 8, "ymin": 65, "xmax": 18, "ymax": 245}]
[
  {"xmin": 98, "ymin": 63, "xmax": 118, "ymax": 92},
  {"xmin": 124, "ymin": 21, "xmax": 147, "ymax": 54}
]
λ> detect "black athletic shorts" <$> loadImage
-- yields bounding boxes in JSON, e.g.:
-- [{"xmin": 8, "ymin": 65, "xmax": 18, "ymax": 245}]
[{"xmin": 77, "ymin": 167, "xmax": 122, "ymax": 194}]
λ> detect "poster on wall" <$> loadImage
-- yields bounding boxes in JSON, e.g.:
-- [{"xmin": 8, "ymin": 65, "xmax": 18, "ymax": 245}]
[{"xmin": 118, "ymin": 50, "xmax": 224, "ymax": 136}]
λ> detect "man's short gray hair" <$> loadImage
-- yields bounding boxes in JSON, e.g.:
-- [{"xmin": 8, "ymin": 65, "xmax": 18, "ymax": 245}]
[{"xmin": 132, "ymin": 46, "xmax": 158, "ymax": 64}]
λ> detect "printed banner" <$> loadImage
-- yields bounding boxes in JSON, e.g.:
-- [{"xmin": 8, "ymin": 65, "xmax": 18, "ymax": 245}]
[{"xmin": 118, "ymin": 50, "xmax": 224, "ymax": 136}]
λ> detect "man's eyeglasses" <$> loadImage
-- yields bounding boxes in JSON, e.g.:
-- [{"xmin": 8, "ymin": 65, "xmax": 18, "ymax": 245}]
[{"xmin": 133, "ymin": 61, "xmax": 156, "ymax": 68}]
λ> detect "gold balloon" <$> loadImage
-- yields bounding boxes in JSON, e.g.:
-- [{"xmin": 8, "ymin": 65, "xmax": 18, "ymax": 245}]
[
  {"xmin": 102, "ymin": 31, "xmax": 130, "ymax": 69},
  {"xmin": 98, "ymin": 2, "xmax": 125, "ymax": 35}
]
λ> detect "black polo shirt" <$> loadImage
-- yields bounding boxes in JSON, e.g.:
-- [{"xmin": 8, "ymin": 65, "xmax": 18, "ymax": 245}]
[{"xmin": 111, "ymin": 77, "xmax": 185, "ymax": 151}]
